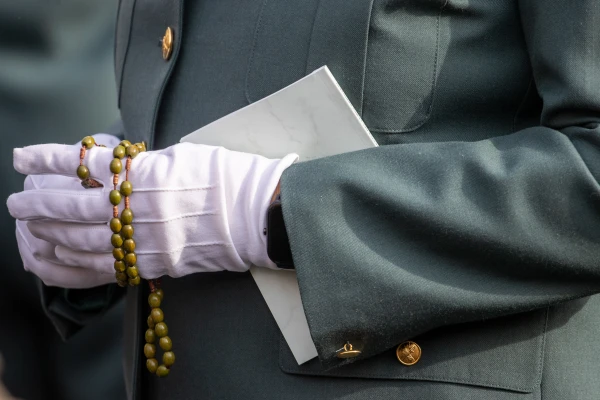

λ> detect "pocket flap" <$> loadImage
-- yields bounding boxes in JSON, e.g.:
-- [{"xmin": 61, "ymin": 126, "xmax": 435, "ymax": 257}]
[{"xmin": 280, "ymin": 308, "xmax": 548, "ymax": 393}]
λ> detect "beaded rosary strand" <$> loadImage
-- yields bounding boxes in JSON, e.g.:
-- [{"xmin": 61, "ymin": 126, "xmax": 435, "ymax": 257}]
[{"xmin": 78, "ymin": 136, "xmax": 175, "ymax": 377}]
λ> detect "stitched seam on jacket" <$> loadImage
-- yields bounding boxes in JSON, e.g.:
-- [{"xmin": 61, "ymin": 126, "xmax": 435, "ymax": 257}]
[
  {"xmin": 368, "ymin": 0, "xmax": 448, "ymax": 134},
  {"xmin": 245, "ymin": 0, "xmax": 270, "ymax": 104},
  {"xmin": 358, "ymin": 0, "xmax": 377, "ymax": 118},
  {"xmin": 116, "ymin": 0, "xmax": 136, "ymax": 108},
  {"xmin": 511, "ymin": 78, "xmax": 535, "ymax": 133}
]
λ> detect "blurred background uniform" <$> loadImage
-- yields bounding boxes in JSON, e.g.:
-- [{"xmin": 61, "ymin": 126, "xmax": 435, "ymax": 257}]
[{"xmin": 0, "ymin": 1, "xmax": 125, "ymax": 399}]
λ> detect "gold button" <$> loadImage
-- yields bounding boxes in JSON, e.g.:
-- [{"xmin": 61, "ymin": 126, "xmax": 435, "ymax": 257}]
[
  {"xmin": 396, "ymin": 341, "xmax": 421, "ymax": 366},
  {"xmin": 162, "ymin": 27, "xmax": 174, "ymax": 61},
  {"xmin": 336, "ymin": 342, "xmax": 361, "ymax": 359}
]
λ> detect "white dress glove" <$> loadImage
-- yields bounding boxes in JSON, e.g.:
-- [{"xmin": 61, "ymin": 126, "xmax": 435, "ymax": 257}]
[
  {"xmin": 8, "ymin": 137, "xmax": 297, "ymax": 287},
  {"xmin": 12, "ymin": 134, "xmax": 121, "ymax": 288}
]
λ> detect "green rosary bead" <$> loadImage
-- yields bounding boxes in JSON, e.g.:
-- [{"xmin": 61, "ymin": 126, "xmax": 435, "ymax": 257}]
[
  {"xmin": 148, "ymin": 293, "xmax": 161, "ymax": 308},
  {"xmin": 120, "ymin": 181, "xmax": 133, "ymax": 196},
  {"xmin": 121, "ymin": 224, "xmax": 134, "ymax": 239},
  {"xmin": 147, "ymin": 315, "xmax": 156, "ymax": 329},
  {"xmin": 121, "ymin": 209, "xmax": 133, "ymax": 224},
  {"xmin": 76, "ymin": 165, "xmax": 90, "ymax": 180},
  {"xmin": 111, "ymin": 234, "xmax": 123, "ymax": 248},
  {"xmin": 155, "ymin": 322, "xmax": 168, "ymax": 337},
  {"xmin": 124, "ymin": 252, "xmax": 137, "ymax": 267},
  {"xmin": 126, "ymin": 145, "xmax": 139, "ymax": 158},
  {"xmin": 137, "ymin": 142, "xmax": 147, "ymax": 152},
  {"xmin": 163, "ymin": 352, "xmax": 175, "ymax": 367},
  {"xmin": 119, "ymin": 140, "xmax": 131, "ymax": 148},
  {"xmin": 114, "ymin": 261, "xmax": 126, "ymax": 272},
  {"xmin": 110, "ymin": 158, "xmax": 122, "ymax": 174},
  {"xmin": 145, "ymin": 328, "xmax": 156, "ymax": 344},
  {"xmin": 113, "ymin": 145, "xmax": 126, "ymax": 159},
  {"xmin": 110, "ymin": 217, "xmax": 122, "ymax": 233},
  {"xmin": 117, "ymin": 280, "xmax": 127, "ymax": 288},
  {"xmin": 146, "ymin": 359, "xmax": 158, "ymax": 374},
  {"xmin": 155, "ymin": 289, "xmax": 164, "ymax": 300},
  {"xmin": 159, "ymin": 336, "xmax": 172, "ymax": 351},
  {"xmin": 123, "ymin": 239, "xmax": 136, "ymax": 252},
  {"xmin": 156, "ymin": 365, "xmax": 170, "ymax": 377},
  {"xmin": 109, "ymin": 190, "xmax": 122, "ymax": 206},
  {"xmin": 144, "ymin": 343, "xmax": 156, "ymax": 359},
  {"xmin": 115, "ymin": 272, "xmax": 127, "ymax": 282},
  {"xmin": 126, "ymin": 266, "xmax": 139, "ymax": 278},
  {"xmin": 81, "ymin": 136, "xmax": 95, "ymax": 149},
  {"xmin": 150, "ymin": 308, "xmax": 164, "ymax": 323},
  {"xmin": 113, "ymin": 247, "xmax": 125, "ymax": 260},
  {"xmin": 129, "ymin": 276, "xmax": 141, "ymax": 286}
]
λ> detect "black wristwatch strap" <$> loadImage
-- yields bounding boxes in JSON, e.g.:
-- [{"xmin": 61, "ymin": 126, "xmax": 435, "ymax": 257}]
[{"xmin": 266, "ymin": 194, "xmax": 295, "ymax": 269}]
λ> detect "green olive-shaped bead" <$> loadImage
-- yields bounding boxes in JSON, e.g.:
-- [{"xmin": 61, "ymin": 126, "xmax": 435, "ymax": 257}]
[
  {"xmin": 117, "ymin": 280, "xmax": 127, "ymax": 288},
  {"xmin": 113, "ymin": 145, "xmax": 126, "ymax": 159},
  {"xmin": 121, "ymin": 209, "xmax": 133, "ymax": 225},
  {"xmin": 109, "ymin": 190, "xmax": 122, "ymax": 206},
  {"xmin": 146, "ymin": 358, "xmax": 158, "ymax": 374},
  {"xmin": 156, "ymin": 365, "xmax": 170, "ymax": 377},
  {"xmin": 110, "ymin": 158, "xmax": 122, "ymax": 174},
  {"xmin": 121, "ymin": 225, "xmax": 134, "ymax": 239},
  {"xmin": 148, "ymin": 293, "xmax": 161, "ymax": 308},
  {"xmin": 124, "ymin": 252, "xmax": 137, "ymax": 267},
  {"xmin": 119, "ymin": 140, "xmax": 131, "ymax": 148},
  {"xmin": 111, "ymin": 234, "xmax": 123, "ymax": 248},
  {"xmin": 123, "ymin": 239, "xmax": 136, "ymax": 253},
  {"xmin": 147, "ymin": 315, "xmax": 155, "ymax": 329},
  {"xmin": 154, "ymin": 322, "xmax": 168, "ymax": 338},
  {"xmin": 120, "ymin": 181, "xmax": 133, "ymax": 196},
  {"xmin": 109, "ymin": 217, "xmax": 122, "ymax": 233},
  {"xmin": 128, "ymin": 276, "xmax": 141, "ymax": 286},
  {"xmin": 163, "ymin": 352, "xmax": 175, "ymax": 367},
  {"xmin": 76, "ymin": 165, "xmax": 90, "ymax": 180},
  {"xmin": 126, "ymin": 145, "xmax": 139, "ymax": 158},
  {"xmin": 136, "ymin": 142, "xmax": 146, "ymax": 152},
  {"xmin": 126, "ymin": 266, "xmax": 139, "ymax": 278},
  {"xmin": 145, "ymin": 328, "xmax": 156, "ymax": 344},
  {"xmin": 155, "ymin": 289, "xmax": 164, "ymax": 300},
  {"xmin": 159, "ymin": 336, "xmax": 172, "ymax": 351},
  {"xmin": 81, "ymin": 136, "xmax": 95, "ymax": 149},
  {"xmin": 114, "ymin": 260, "xmax": 126, "ymax": 272},
  {"xmin": 115, "ymin": 272, "xmax": 127, "ymax": 281},
  {"xmin": 144, "ymin": 343, "xmax": 156, "ymax": 359},
  {"xmin": 151, "ymin": 308, "xmax": 164, "ymax": 323},
  {"xmin": 113, "ymin": 247, "xmax": 125, "ymax": 260}
]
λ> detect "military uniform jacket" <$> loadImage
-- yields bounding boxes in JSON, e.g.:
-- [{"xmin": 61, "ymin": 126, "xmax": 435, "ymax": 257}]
[{"xmin": 45, "ymin": 0, "xmax": 600, "ymax": 399}]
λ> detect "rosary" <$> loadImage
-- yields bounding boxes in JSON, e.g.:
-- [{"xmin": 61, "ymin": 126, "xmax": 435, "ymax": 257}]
[{"xmin": 78, "ymin": 136, "xmax": 174, "ymax": 377}]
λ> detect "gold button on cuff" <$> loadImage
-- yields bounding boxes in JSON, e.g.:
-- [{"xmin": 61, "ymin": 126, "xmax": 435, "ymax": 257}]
[
  {"xmin": 396, "ymin": 341, "xmax": 421, "ymax": 366},
  {"xmin": 162, "ymin": 27, "xmax": 173, "ymax": 61},
  {"xmin": 336, "ymin": 342, "xmax": 361, "ymax": 359}
]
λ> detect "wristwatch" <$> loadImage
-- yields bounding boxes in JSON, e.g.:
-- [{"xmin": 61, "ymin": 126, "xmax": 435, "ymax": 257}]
[{"xmin": 266, "ymin": 183, "xmax": 295, "ymax": 269}]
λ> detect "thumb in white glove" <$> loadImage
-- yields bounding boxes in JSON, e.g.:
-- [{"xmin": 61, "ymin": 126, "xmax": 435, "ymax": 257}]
[{"xmin": 8, "ymin": 141, "xmax": 297, "ymax": 285}]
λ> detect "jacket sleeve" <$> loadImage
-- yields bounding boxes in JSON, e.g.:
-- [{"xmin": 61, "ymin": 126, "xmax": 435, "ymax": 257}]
[{"xmin": 280, "ymin": 0, "xmax": 600, "ymax": 368}]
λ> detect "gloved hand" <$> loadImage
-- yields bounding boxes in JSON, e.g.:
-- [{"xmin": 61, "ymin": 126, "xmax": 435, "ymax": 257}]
[
  {"xmin": 7, "ymin": 139, "xmax": 297, "ymax": 288},
  {"xmin": 13, "ymin": 134, "xmax": 121, "ymax": 288}
]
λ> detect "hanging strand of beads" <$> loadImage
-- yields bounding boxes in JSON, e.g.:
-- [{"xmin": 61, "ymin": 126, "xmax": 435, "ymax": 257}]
[
  {"xmin": 109, "ymin": 139, "xmax": 175, "ymax": 377},
  {"xmin": 78, "ymin": 136, "xmax": 175, "ymax": 377}
]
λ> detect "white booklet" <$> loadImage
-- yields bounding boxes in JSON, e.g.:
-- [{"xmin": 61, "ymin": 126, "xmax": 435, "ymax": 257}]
[{"xmin": 181, "ymin": 66, "xmax": 377, "ymax": 364}]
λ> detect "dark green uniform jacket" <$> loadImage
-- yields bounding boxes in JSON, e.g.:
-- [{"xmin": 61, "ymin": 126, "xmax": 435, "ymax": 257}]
[{"xmin": 44, "ymin": 0, "xmax": 600, "ymax": 399}]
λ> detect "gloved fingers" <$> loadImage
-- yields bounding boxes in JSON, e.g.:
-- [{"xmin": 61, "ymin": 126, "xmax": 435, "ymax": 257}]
[
  {"xmin": 13, "ymin": 143, "xmax": 114, "ymax": 181},
  {"xmin": 27, "ymin": 220, "xmax": 113, "ymax": 253},
  {"xmin": 16, "ymin": 222, "xmax": 114, "ymax": 288},
  {"xmin": 55, "ymin": 246, "xmax": 114, "ymax": 274},
  {"xmin": 7, "ymin": 188, "xmax": 109, "ymax": 222},
  {"xmin": 25, "ymin": 173, "xmax": 87, "ymax": 192},
  {"xmin": 16, "ymin": 220, "xmax": 57, "ymax": 263}
]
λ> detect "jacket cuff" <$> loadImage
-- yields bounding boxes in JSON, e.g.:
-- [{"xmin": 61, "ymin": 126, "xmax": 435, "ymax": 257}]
[{"xmin": 38, "ymin": 280, "xmax": 125, "ymax": 340}]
